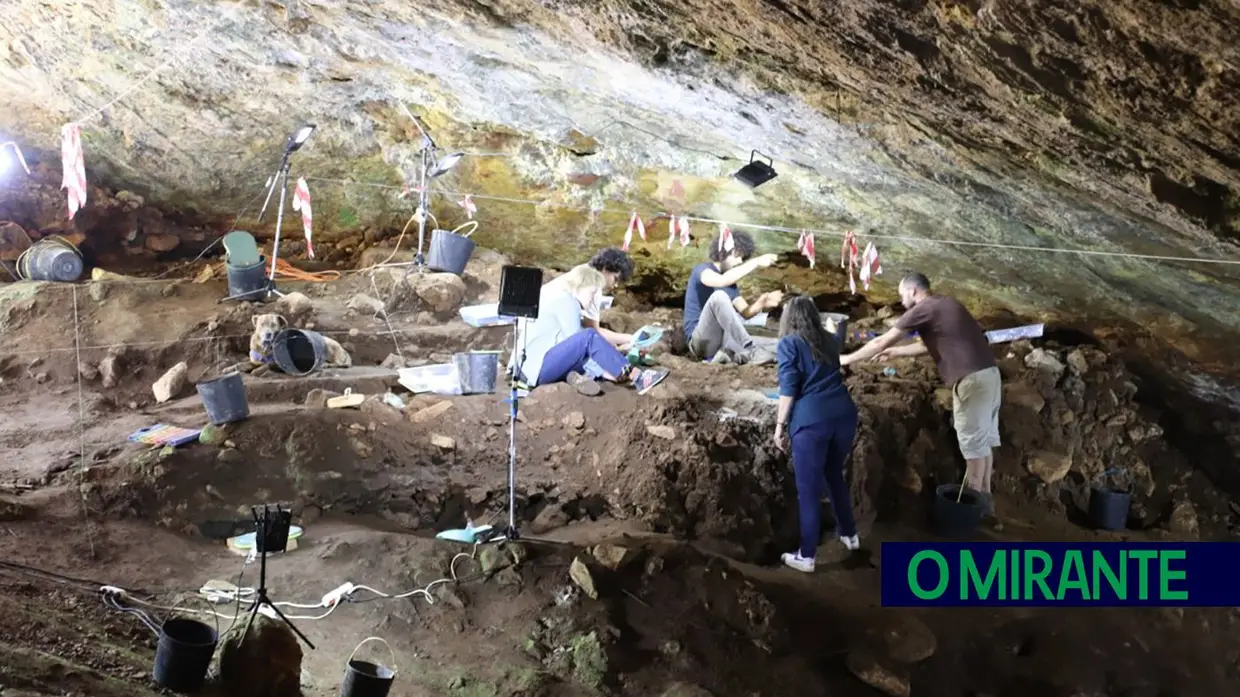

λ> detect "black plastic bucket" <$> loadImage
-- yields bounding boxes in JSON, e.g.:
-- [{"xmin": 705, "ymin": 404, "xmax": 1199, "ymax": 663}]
[
  {"xmin": 340, "ymin": 637, "xmax": 397, "ymax": 697},
  {"xmin": 272, "ymin": 328, "xmax": 327, "ymax": 376},
  {"xmin": 454, "ymin": 351, "xmax": 500, "ymax": 394},
  {"xmin": 17, "ymin": 237, "xmax": 83, "ymax": 282},
  {"xmin": 226, "ymin": 256, "xmax": 268, "ymax": 301},
  {"xmin": 153, "ymin": 617, "xmax": 218, "ymax": 693},
  {"xmin": 1088, "ymin": 487, "xmax": 1131, "ymax": 531},
  {"xmin": 196, "ymin": 373, "xmax": 250, "ymax": 425},
  {"xmin": 931, "ymin": 484, "xmax": 985, "ymax": 537},
  {"xmin": 427, "ymin": 230, "xmax": 476, "ymax": 276}
]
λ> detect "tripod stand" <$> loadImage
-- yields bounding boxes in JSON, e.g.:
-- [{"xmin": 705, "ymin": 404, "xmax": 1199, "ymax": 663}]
[
  {"xmin": 480, "ymin": 266, "xmax": 543, "ymax": 543},
  {"xmin": 242, "ymin": 504, "xmax": 315, "ymax": 650},
  {"xmin": 221, "ymin": 125, "xmax": 315, "ymax": 303}
]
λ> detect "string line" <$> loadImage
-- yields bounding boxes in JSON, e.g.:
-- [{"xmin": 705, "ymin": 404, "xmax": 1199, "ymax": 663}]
[
  {"xmin": 72, "ymin": 10, "xmax": 234, "ymax": 125},
  {"xmin": 0, "ymin": 324, "xmax": 479, "ymax": 360},
  {"xmin": 301, "ymin": 176, "xmax": 1240, "ymax": 267}
]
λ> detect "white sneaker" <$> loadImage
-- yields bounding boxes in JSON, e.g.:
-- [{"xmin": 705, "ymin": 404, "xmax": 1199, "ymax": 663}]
[
  {"xmin": 840, "ymin": 535, "xmax": 860, "ymax": 551},
  {"xmin": 781, "ymin": 552, "xmax": 815, "ymax": 573}
]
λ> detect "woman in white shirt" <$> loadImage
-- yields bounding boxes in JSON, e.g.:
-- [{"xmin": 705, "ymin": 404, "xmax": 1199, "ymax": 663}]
[{"xmin": 515, "ymin": 266, "xmax": 668, "ymax": 396}]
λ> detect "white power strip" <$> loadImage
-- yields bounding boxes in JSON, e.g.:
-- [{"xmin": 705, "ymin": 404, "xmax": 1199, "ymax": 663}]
[{"xmin": 321, "ymin": 582, "xmax": 355, "ymax": 608}]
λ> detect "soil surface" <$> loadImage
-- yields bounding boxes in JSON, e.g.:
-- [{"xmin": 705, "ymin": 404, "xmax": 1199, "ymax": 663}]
[{"xmin": 2, "ymin": 252, "xmax": 1239, "ymax": 697}]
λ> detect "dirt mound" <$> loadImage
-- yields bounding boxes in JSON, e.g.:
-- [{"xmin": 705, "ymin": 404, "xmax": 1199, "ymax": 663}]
[{"xmin": 71, "ymin": 330, "xmax": 1210, "ymax": 566}]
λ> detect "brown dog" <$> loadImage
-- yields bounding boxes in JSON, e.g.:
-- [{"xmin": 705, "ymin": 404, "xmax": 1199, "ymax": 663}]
[
  {"xmin": 320, "ymin": 335, "xmax": 353, "ymax": 369},
  {"xmin": 249, "ymin": 313, "xmax": 287, "ymax": 367}
]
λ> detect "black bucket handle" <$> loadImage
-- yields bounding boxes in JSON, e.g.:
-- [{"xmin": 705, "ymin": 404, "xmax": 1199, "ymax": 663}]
[{"xmin": 349, "ymin": 636, "xmax": 398, "ymax": 675}]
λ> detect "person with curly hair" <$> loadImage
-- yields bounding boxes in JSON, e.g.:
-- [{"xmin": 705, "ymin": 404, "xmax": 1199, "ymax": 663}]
[
  {"xmin": 774, "ymin": 295, "xmax": 860, "ymax": 573},
  {"xmin": 542, "ymin": 247, "xmax": 635, "ymax": 348},
  {"xmin": 681, "ymin": 229, "xmax": 782, "ymax": 365}
]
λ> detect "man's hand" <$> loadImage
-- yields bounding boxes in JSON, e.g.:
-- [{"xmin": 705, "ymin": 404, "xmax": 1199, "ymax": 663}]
[
  {"xmin": 752, "ymin": 253, "xmax": 778, "ymax": 269},
  {"xmin": 872, "ymin": 349, "xmax": 894, "ymax": 362},
  {"xmin": 761, "ymin": 290, "xmax": 785, "ymax": 310}
]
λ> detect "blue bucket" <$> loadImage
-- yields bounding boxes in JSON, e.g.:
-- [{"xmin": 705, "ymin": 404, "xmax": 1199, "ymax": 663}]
[
  {"xmin": 1088, "ymin": 487, "xmax": 1130, "ymax": 531},
  {"xmin": 17, "ymin": 237, "xmax": 83, "ymax": 282}
]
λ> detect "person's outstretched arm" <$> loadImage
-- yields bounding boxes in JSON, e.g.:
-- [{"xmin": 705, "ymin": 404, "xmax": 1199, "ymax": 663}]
[
  {"xmin": 699, "ymin": 254, "xmax": 778, "ymax": 288},
  {"xmin": 881, "ymin": 342, "xmax": 928, "ymax": 359},
  {"xmin": 841, "ymin": 326, "xmax": 906, "ymax": 366}
]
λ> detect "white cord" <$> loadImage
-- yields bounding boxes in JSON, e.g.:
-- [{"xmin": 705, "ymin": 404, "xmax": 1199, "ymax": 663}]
[{"xmin": 99, "ymin": 545, "xmax": 481, "ymax": 625}]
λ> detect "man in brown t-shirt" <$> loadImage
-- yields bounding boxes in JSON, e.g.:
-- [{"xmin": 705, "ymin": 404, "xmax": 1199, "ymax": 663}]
[{"xmin": 841, "ymin": 273, "xmax": 1002, "ymax": 502}]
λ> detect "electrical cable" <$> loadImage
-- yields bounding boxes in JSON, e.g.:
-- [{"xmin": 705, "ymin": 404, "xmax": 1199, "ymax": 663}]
[{"xmin": 96, "ymin": 544, "xmax": 482, "ymax": 626}]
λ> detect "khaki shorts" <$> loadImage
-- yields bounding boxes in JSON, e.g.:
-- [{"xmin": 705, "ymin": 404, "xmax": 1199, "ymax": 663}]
[{"xmin": 952, "ymin": 366, "xmax": 1002, "ymax": 460}]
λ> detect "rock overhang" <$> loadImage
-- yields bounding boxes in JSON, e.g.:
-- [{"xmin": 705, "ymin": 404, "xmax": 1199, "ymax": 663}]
[{"xmin": 0, "ymin": 0, "xmax": 1238, "ymax": 361}]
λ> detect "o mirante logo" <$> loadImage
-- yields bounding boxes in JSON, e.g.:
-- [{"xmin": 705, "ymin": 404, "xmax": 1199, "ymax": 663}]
[{"xmin": 881, "ymin": 542, "xmax": 1240, "ymax": 607}]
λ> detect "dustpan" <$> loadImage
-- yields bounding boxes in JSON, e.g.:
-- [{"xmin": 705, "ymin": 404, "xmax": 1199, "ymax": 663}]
[
  {"xmin": 630, "ymin": 325, "xmax": 664, "ymax": 349},
  {"xmin": 435, "ymin": 523, "xmax": 494, "ymax": 544},
  {"xmin": 223, "ymin": 231, "xmax": 262, "ymax": 268}
]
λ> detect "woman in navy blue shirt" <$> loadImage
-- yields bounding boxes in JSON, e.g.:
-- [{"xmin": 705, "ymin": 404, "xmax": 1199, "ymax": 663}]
[{"xmin": 774, "ymin": 296, "xmax": 860, "ymax": 573}]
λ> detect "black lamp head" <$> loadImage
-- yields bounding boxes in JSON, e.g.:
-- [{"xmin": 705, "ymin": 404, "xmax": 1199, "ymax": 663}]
[
  {"xmin": 286, "ymin": 124, "xmax": 316, "ymax": 153},
  {"xmin": 734, "ymin": 150, "xmax": 777, "ymax": 188},
  {"xmin": 429, "ymin": 151, "xmax": 464, "ymax": 178}
]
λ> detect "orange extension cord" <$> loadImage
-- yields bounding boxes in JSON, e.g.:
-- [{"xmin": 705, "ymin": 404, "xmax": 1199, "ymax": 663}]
[{"xmin": 205, "ymin": 255, "xmax": 341, "ymax": 283}]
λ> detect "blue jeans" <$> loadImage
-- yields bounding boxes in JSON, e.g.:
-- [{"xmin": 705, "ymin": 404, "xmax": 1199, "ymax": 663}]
[
  {"xmin": 536, "ymin": 329, "xmax": 629, "ymax": 385},
  {"xmin": 790, "ymin": 414, "xmax": 859, "ymax": 558}
]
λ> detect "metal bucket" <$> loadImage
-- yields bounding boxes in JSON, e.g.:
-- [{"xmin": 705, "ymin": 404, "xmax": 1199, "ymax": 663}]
[
  {"xmin": 453, "ymin": 351, "xmax": 500, "ymax": 394},
  {"xmin": 17, "ymin": 237, "xmax": 83, "ymax": 282}
]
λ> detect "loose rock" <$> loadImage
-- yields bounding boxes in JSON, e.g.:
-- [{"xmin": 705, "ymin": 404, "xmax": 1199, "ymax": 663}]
[
  {"xmin": 647, "ymin": 424, "xmax": 676, "ymax": 440},
  {"xmin": 591, "ymin": 543, "xmax": 634, "ymax": 570},
  {"xmin": 569, "ymin": 557, "xmax": 599, "ymax": 599},
  {"xmin": 347, "ymin": 293, "xmax": 386, "ymax": 315},
  {"xmin": 152, "ymin": 362, "xmax": 189, "ymax": 403},
  {"xmin": 1026, "ymin": 450, "xmax": 1073, "ymax": 484},
  {"xmin": 414, "ymin": 272, "xmax": 467, "ymax": 314},
  {"xmin": 219, "ymin": 614, "xmax": 302, "ymax": 697},
  {"xmin": 531, "ymin": 503, "xmax": 569, "ymax": 534},
  {"xmin": 846, "ymin": 649, "xmax": 910, "ymax": 697},
  {"xmin": 1024, "ymin": 348, "xmax": 1066, "ymax": 379}
]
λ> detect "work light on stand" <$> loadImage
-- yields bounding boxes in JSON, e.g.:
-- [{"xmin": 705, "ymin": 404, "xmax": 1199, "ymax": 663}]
[
  {"xmin": 240, "ymin": 123, "xmax": 316, "ymax": 301},
  {"xmin": 404, "ymin": 113, "xmax": 465, "ymax": 270}
]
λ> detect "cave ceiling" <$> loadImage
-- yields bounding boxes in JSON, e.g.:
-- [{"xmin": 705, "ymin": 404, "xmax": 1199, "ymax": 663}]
[{"xmin": 1, "ymin": 0, "xmax": 1239, "ymax": 363}]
